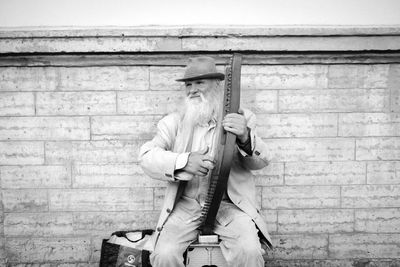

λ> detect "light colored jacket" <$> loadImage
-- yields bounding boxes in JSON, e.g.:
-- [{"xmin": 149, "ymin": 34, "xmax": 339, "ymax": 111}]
[{"xmin": 139, "ymin": 109, "xmax": 273, "ymax": 250}]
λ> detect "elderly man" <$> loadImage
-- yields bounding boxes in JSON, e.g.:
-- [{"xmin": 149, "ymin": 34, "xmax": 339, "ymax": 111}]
[{"xmin": 139, "ymin": 56, "xmax": 272, "ymax": 267}]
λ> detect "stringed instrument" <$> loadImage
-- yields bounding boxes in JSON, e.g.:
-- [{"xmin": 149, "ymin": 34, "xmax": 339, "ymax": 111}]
[{"xmin": 199, "ymin": 53, "xmax": 242, "ymax": 238}]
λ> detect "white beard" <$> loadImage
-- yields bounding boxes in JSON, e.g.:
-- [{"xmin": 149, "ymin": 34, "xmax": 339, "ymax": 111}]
[{"xmin": 179, "ymin": 87, "xmax": 222, "ymax": 133}]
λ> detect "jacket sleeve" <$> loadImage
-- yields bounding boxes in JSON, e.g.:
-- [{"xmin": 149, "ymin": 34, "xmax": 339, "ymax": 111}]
[
  {"xmin": 237, "ymin": 109, "xmax": 270, "ymax": 170},
  {"xmin": 138, "ymin": 113, "xmax": 181, "ymax": 181}
]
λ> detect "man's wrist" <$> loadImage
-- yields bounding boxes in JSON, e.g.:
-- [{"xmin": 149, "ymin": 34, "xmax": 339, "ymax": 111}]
[
  {"xmin": 238, "ymin": 127, "xmax": 251, "ymax": 144},
  {"xmin": 237, "ymin": 128, "xmax": 253, "ymax": 156}
]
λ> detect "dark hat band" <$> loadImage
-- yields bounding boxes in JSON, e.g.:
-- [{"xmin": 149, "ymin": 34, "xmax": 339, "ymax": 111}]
[{"xmin": 176, "ymin": 72, "xmax": 225, "ymax": 82}]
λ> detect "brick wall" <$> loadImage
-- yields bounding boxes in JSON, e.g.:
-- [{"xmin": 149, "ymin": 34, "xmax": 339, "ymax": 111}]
[{"xmin": 0, "ymin": 27, "xmax": 399, "ymax": 266}]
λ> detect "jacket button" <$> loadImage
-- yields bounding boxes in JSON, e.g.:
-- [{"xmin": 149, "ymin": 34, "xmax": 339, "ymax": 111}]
[
  {"xmin": 166, "ymin": 208, "xmax": 171, "ymax": 213},
  {"xmin": 157, "ymin": 227, "xmax": 162, "ymax": 232}
]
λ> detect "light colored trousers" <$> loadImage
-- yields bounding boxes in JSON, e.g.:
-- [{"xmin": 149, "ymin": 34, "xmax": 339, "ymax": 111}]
[{"xmin": 150, "ymin": 198, "xmax": 264, "ymax": 267}]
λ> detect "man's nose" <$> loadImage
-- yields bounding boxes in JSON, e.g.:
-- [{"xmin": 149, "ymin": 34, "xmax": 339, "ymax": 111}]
[{"xmin": 189, "ymin": 84, "xmax": 198, "ymax": 94}]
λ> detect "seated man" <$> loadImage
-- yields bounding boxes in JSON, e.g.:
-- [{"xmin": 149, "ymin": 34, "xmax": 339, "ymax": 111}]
[{"xmin": 139, "ymin": 56, "xmax": 272, "ymax": 267}]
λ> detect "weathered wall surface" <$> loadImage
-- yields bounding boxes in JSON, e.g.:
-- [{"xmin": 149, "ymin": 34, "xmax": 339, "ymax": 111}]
[{"xmin": 0, "ymin": 26, "xmax": 400, "ymax": 266}]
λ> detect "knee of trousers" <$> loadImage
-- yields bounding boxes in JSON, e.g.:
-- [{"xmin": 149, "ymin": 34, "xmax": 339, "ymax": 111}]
[{"xmin": 229, "ymin": 239, "xmax": 263, "ymax": 260}]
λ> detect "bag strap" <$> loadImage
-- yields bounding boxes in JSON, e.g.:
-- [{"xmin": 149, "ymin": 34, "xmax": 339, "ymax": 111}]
[{"xmin": 111, "ymin": 229, "xmax": 154, "ymax": 242}]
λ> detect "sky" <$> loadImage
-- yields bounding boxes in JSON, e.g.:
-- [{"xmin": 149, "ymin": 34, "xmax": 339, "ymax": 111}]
[{"xmin": 0, "ymin": 0, "xmax": 400, "ymax": 27}]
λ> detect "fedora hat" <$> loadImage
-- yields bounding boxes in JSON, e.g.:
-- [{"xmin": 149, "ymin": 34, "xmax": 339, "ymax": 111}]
[{"xmin": 176, "ymin": 56, "xmax": 225, "ymax": 82}]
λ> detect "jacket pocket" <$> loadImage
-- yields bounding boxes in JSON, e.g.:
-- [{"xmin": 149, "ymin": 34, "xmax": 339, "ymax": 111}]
[{"xmin": 215, "ymin": 202, "xmax": 236, "ymax": 227}]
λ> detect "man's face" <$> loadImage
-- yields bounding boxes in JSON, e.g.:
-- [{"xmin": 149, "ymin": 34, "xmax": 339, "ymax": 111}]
[{"xmin": 184, "ymin": 79, "xmax": 215, "ymax": 102}]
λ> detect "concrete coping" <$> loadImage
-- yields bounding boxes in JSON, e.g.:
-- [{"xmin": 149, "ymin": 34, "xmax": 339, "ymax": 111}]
[
  {"xmin": 1, "ymin": 25, "xmax": 400, "ymax": 53},
  {"xmin": 1, "ymin": 25, "xmax": 400, "ymax": 38}
]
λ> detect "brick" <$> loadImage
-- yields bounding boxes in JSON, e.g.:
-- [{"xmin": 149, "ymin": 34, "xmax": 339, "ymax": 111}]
[
  {"xmin": 241, "ymin": 65, "xmax": 328, "ymax": 90},
  {"xmin": 72, "ymin": 163, "xmax": 164, "ymax": 188},
  {"xmin": 0, "ymin": 116, "xmax": 90, "ymax": 140},
  {"xmin": 391, "ymin": 92, "xmax": 400, "ymax": 112},
  {"xmin": 44, "ymin": 141, "xmax": 72, "ymax": 164},
  {"xmin": 277, "ymin": 209, "xmax": 354, "ymax": 233},
  {"xmin": 262, "ymin": 138, "xmax": 354, "ymax": 162},
  {"xmin": 4, "ymin": 213, "xmax": 73, "ymax": 236},
  {"xmin": 359, "ymin": 65, "xmax": 390, "ymax": 89},
  {"xmin": 367, "ymin": 161, "xmax": 400, "ymax": 184},
  {"xmin": 256, "ymin": 113, "xmax": 337, "ymax": 138},
  {"xmin": 279, "ymin": 89, "xmax": 389, "ymax": 113},
  {"xmin": 262, "ymin": 186, "xmax": 340, "ymax": 209},
  {"xmin": 8, "ymin": 264, "xmax": 51, "ymax": 267},
  {"xmin": 6, "ymin": 238, "xmax": 90, "ymax": 262},
  {"xmin": 0, "ymin": 92, "xmax": 34, "ymax": 116},
  {"xmin": 49, "ymin": 188, "xmax": 153, "ymax": 211},
  {"xmin": 37, "ymin": 92, "xmax": 116, "ymax": 115},
  {"xmin": 0, "ymin": 67, "xmax": 55, "ymax": 92},
  {"xmin": 269, "ymin": 234, "xmax": 328, "ymax": 259},
  {"xmin": 0, "ymin": 237, "xmax": 5, "ymax": 259},
  {"xmin": 0, "ymin": 141, "xmax": 44, "ymax": 165},
  {"xmin": 9, "ymin": 263, "xmax": 97, "ymax": 267},
  {"xmin": 328, "ymin": 64, "xmax": 389, "ymax": 89},
  {"xmin": 285, "ymin": 161, "xmax": 365, "ymax": 185},
  {"xmin": 0, "ymin": 66, "xmax": 149, "ymax": 91},
  {"xmin": 256, "ymin": 186, "xmax": 262, "ymax": 209},
  {"xmin": 90, "ymin": 235, "xmax": 106, "ymax": 263},
  {"xmin": 45, "ymin": 140, "xmax": 141, "ymax": 164},
  {"xmin": 117, "ymin": 90, "xmax": 184, "ymax": 115},
  {"xmin": 355, "ymin": 208, "xmax": 400, "ymax": 233},
  {"xmin": 149, "ymin": 66, "xmax": 185, "ymax": 91},
  {"xmin": 72, "ymin": 211, "xmax": 159, "ymax": 234},
  {"xmin": 2, "ymin": 189, "xmax": 48, "ymax": 212},
  {"xmin": 356, "ymin": 137, "xmax": 400, "ymax": 160},
  {"xmin": 389, "ymin": 64, "xmax": 400, "ymax": 112},
  {"xmin": 59, "ymin": 264, "xmax": 98, "ymax": 267},
  {"xmin": 242, "ymin": 90, "xmax": 278, "ymax": 113},
  {"xmin": 339, "ymin": 113, "xmax": 400, "ymax": 137},
  {"xmin": 342, "ymin": 185, "xmax": 400, "ymax": 208},
  {"xmin": 329, "ymin": 233, "xmax": 400, "ymax": 258},
  {"xmin": 328, "ymin": 65, "xmax": 358, "ymax": 88},
  {"xmin": 82, "ymin": 66, "xmax": 149, "ymax": 91},
  {"xmin": 62, "ymin": 264, "xmax": 98, "ymax": 267},
  {"xmin": 91, "ymin": 115, "xmax": 159, "ymax": 140},
  {"xmin": 260, "ymin": 209, "xmax": 278, "ymax": 233},
  {"xmin": 253, "ymin": 162, "xmax": 284, "ymax": 186},
  {"xmin": 1, "ymin": 165, "xmax": 71, "ymax": 189}
]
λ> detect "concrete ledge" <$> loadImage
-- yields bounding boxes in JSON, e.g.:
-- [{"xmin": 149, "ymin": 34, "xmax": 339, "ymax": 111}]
[
  {"xmin": 2, "ymin": 25, "xmax": 400, "ymax": 37},
  {"xmin": 2, "ymin": 52, "xmax": 400, "ymax": 67},
  {"xmin": 1, "ymin": 26, "xmax": 400, "ymax": 53}
]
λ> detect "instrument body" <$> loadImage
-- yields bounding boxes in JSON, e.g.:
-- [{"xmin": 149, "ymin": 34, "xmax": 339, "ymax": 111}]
[{"xmin": 199, "ymin": 53, "xmax": 242, "ymax": 235}]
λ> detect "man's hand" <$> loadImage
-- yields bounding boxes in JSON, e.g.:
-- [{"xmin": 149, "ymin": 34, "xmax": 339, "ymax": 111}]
[
  {"xmin": 183, "ymin": 147, "xmax": 216, "ymax": 177},
  {"xmin": 222, "ymin": 108, "xmax": 249, "ymax": 143}
]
